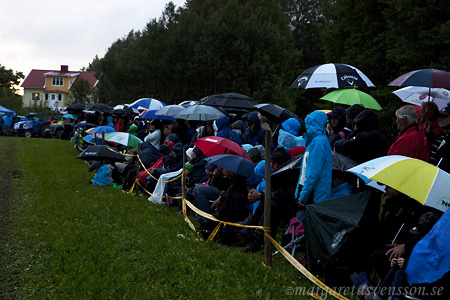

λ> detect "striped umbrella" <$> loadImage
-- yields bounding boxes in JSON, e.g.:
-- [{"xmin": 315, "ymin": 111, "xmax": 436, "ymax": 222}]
[
  {"xmin": 104, "ymin": 132, "xmax": 143, "ymax": 148},
  {"xmin": 348, "ymin": 155, "xmax": 450, "ymax": 212}
]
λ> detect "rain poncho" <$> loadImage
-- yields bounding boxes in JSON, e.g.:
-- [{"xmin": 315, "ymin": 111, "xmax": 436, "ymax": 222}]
[
  {"xmin": 406, "ymin": 208, "xmax": 450, "ymax": 285},
  {"xmin": 252, "ymin": 160, "xmax": 272, "ymax": 213},
  {"xmin": 295, "ymin": 111, "xmax": 332, "ymax": 204},
  {"xmin": 92, "ymin": 164, "xmax": 111, "ymax": 186},
  {"xmin": 278, "ymin": 118, "xmax": 305, "ymax": 151}
]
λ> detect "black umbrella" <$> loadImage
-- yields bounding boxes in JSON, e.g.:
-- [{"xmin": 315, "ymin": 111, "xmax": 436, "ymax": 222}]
[
  {"xmin": 254, "ymin": 103, "xmax": 299, "ymax": 122},
  {"xmin": 75, "ymin": 122, "xmax": 97, "ymax": 130},
  {"xmin": 84, "ymin": 103, "xmax": 114, "ymax": 114},
  {"xmin": 76, "ymin": 145, "xmax": 125, "ymax": 162},
  {"xmin": 305, "ymin": 191, "xmax": 371, "ymax": 272},
  {"xmin": 200, "ymin": 92, "xmax": 257, "ymax": 111},
  {"xmin": 113, "ymin": 107, "xmax": 138, "ymax": 118},
  {"xmin": 66, "ymin": 103, "xmax": 86, "ymax": 114}
]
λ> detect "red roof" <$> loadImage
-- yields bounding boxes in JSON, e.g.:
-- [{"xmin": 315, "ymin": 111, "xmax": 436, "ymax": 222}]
[{"xmin": 21, "ymin": 66, "xmax": 98, "ymax": 89}]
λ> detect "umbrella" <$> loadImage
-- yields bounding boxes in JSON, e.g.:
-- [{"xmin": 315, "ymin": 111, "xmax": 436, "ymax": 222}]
[
  {"xmin": 113, "ymin": 107, "xmax": 139, "ymax": 117},
  {"xmin": 347, "ymin": 155, "xmax": 450, "ymax": 212},
  {"xmin": 77, "ymin": 145, "xmax": 126, "ymax": 162},
  {"xmin": 320, "ymin": 88, "xmax": 382, "ymax": 110},
  {"xmin": 254, "ymin": 103, "xmax": 299, "ymax": 122},
  {"xmin": 205, "ymin": 154, "xmax": 255, "ymax": 177},
  {"xmin": 66, "ymin": 103, "xmax": 85, "ymax": 114},
  {"xmin": 84, "ymin": 103, "xmax": 114, "ymax": 114},
  {"xmin": 305, "ymin": 191, "xmax": 371, "ymax": 272},
  {"xmin": 75, "ymin": 122, "xmax": 97, "ymax": 130},
  {"xmin": 128, "ymin": 98, "xmax": 166, "ymax": 111},
  {"xmin": 194, "ymin": 136, "xmax": 252, "ymax": 161},
  {"xmin": 63, "ymin": 114, "xmax": 76, "ymax": 119},
  {"xmin": 155, "ymin": 105, "xmax": 185, "ymax": 117},
  {"xmin": 174, "ymin": 104, "xmax": 225, "ymax": 121},
  {"xmin": 87, "ymin": 126, "xmax": 116, "ymax": 135},
  {"xmin": 388, "ymin": 68, "xmax": 450, "ymax": 89},
  {"xmin": 200, "ymin": 92, "xmax": 257, "ymax": 111},
  {"xmin": 140, "ymin": 109, "xmax": 174, "ymax": 121},
  {"xmin": 273, "ymin": 151, "xmax": 358, "ymax": 176},
  {"xmin": 393, "ymin": 86, "xmax": 450, "ymax": 110},
  {"xmin": 178, "ymin": 100, "xmax": 198, "ymax": 107},
  {"xmin": 82, "ymin": 134, "xmax": 103, "ymax": 145},
  {"xmin": 104, "ymin": 132, "xmax": 143, "ymax": 148},
  {"xmin": 290, "ymin": 63, "xmax": 375, "ymax": 89}
]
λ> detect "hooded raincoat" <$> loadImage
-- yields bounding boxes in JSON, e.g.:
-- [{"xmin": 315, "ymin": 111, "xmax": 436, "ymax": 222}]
[
  {"xmin": 278, "ymin": 118, "xmax": 305, "ymax": 150},
  {"xmin": 244, "ymin": 112, "xmax": 266, "ymax": 146},
  {"xmin": 295, "ymin": 111, "xmax": 332, "ymax": 204}
]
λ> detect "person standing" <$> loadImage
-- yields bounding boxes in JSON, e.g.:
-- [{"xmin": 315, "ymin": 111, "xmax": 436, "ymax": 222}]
[{"xmin": 431, "ymin": 103, "xmax": 450, "ymax": 172}]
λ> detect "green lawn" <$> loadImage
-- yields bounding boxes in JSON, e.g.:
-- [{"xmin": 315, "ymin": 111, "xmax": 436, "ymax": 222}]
[{"xmin": 0, "ymin": 137, "xmax": 315, "ymax": 299}]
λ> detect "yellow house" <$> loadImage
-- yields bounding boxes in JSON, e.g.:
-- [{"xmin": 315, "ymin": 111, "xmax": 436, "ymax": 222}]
[{"xmin": 21, "ymin": 65, "xmax": 98, "ymax": 110}]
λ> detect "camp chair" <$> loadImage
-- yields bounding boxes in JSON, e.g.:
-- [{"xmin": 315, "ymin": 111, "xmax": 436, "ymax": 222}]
[{"xmin": 272, "ymin": 217, "xmax": 305, "ymax": 257}]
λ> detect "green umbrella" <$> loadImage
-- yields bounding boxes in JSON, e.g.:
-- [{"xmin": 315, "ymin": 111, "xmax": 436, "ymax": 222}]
[
  {"xmin": 104, "ymin": 132, "xmax": 143, "ymax": 148},
  {"xmin": 320, "ymin": 88, "xmax": 382, "ymax": 110}
]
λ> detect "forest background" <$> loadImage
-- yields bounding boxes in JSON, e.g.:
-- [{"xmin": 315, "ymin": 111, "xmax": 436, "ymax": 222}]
[{"xmin": 2, "ymin": 0, "xmax": 450, "ymax": 138}]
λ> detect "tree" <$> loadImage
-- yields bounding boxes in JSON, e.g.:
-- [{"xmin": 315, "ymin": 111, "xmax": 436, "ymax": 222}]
[
  {"xmin": 70, "ymin": 78, "xmax": 93, "ymax": 105},
  {"xmin": 0, "ymin": 64, "xmax": 24, "ymax": 113}
]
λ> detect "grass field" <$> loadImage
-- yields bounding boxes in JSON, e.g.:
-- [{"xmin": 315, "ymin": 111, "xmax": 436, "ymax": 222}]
[{"xmin": 0, "ymin": 137, "xmax": 316, "ymax": 299}]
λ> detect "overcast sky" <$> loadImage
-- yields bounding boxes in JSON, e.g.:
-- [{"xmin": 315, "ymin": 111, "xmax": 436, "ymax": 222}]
[{"xmin": 0, "ymin": 0, "xmax": 186, "ymax": 77}]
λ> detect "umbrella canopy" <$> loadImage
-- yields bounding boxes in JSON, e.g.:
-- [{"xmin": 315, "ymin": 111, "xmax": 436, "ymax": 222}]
[
  {"xmin": 388, "ymin": 68, "xmax": 450, "ymax": 89},
  {"xmin": 104, "ymin": 132, "xmax": 143, "ymax": 148},
  {"xmin": 290, "ymin": 63, "xmax": 375, "ymax": 89},
  {"xmin": 77, "ymin": 145, "xmax": 126, "ymax": 162},
  {"xmin": 320, "ymin": 88, "xmax": 382, "ymax": 111},
  {"xmin": 194, "ymin": 136, "xmax": 252, "ymax": 161},
  {"xmin": 66, "ymin": 103, "xmax": 85, "ymax": 114},
  {"xmin": 205, "ymin": 154, "xmax": 255, "ymax": 177},
  {"xmin": 82, "ymin": 134, "xmax": 103, "ymax": 145},
  {"xmin": 87, "ymin": 126, "xmax": 116, "ymax": 135},
  {"xmin": 113, "ymin": 107, "xmax": 139, "ymax": 117},
  {"xmin": 128, "ymin": 98, "xmax": 166, "ymax": 111},
  {"xmin": 174, "ymin": 104, "xmax": 225, "ymax": 121},
  {"xmin": 254, "ymin": 103, "xmax": 299, "ymax": 122},
  {"xmin": 75, "ymin": 122, "xmax": 97, "ymax": 130},
  {"xmin": 140, "ymin": 109, "xmax": 174, "ymax": 121},
  {"xmin": 305, "ymin": 191, "xmax": 371, "ymax": 272},
  {"xmin": 63, "ymin": 114, "xmax": 76, "ymax": 119},
  {"xmin": 155, "ymin": 105, "xmax": 185, "ymax": 117},
  {"xmin": 393, "ymin": 86, "xmax": 450, "ymax": 110},
  {"xmin": 200, "ymin": 92, "xmax": 257, "ymax": 111},
  {"xmin": 347, "ymin": 155, "xmax": 450, "ymax": 212},
  {"xmin": 178, "ymin": 100, "xmax": 198, "ymax": 107},
  {"xmin": 84, "ymin": 103, "xmax": 114, "ymax": 114}
]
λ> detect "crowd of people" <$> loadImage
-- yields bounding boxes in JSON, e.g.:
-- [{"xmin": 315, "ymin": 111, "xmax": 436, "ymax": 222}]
[{"xmin": 73, "ymin": 102, "xmax": 450, "ymax": 300}]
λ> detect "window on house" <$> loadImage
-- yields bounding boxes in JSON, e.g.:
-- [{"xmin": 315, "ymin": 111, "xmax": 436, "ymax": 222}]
[
  {"xmin": 45, "ymin": 93, "xmax": 49, "ymax": 100},
  {"xmin": 58, "ymin": 94, "xmax": 62, "ymax": 101},
  {"xmin": 51, "ymin": 94, "xmax": 56, "ymax": 100},
  {"xmin": 32, "ymin": 93, "xmax": 40, "ymax": 100},
  {"xmin": 52, "ymin": 77, "xmax": 63, "ymax": 86}
]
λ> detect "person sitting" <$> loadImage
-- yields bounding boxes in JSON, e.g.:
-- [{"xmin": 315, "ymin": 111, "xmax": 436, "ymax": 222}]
[
  {"xmin": 330, "ymin": 170, "xmax": 353, "ymax": 199},
  {"xmin": 144, "ymin": 120, "xmax": 163, "ymax": 150},
  {"xmin": 277, "ymin": 117, "xmax": 305, "ymax": 151},
  {"xmin": 215, "ymin": 116, "xmax": 242, "ymax": 145},
  {"xmin": 244, "ymin": 112, "xmax": 266, "ymax": 146},
  {"xmin": 387, "ymin": 105, "xmax": 430, "ymax": 162}
]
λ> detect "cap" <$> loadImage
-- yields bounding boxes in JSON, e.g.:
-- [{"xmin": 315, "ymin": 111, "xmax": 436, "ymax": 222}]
[
  {"xmin": 345, "ymin": 104, "xmax": 365, "ymax": 119},
  {"xmin": 438, "ymin": 102, "xmax": 450, "ymax": 117},
  {"xmin": 184, "ymin": 162, "xmax": 194, "ymax": 172},
  {"xmin": 327, "ymin": 107, "xmax": 346, "ymax": 119}
]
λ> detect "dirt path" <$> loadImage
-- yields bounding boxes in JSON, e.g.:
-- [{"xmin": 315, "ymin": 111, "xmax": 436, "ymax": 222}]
[{"xmin": 0, "ymin": 137, "xmax": 18, "ymax": 297}]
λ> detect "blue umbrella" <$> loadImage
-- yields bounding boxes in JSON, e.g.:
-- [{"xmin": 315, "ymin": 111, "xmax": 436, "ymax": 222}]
[
  {"xmin": 205, "ymin": 154, "xmax": 255, "ymax": 177},
  {"xmin": 63, "ymin": 114, "xmax": 76, "ymax": 119},
  {"xmin": 82, "ymin": 134, "xmax": 103, "ymax": 145},
  {"xmin": 140, "ymin": 109, "xmax": 174, "ymax": 121},
  {"xmin": 89, "ymin": 126, "xmax": 116, "ymax": 134}
]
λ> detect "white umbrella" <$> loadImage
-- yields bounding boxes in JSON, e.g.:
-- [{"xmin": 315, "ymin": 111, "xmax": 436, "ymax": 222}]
[
  {"xmin": 393, "ymin": 86, "xmax": 450, "ymax": 110},
  {"xmin": 290, "ymin": 63, "xmax": 375, "ymax": 89}
]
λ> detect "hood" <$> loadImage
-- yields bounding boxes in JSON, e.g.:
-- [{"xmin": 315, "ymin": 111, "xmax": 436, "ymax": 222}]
[
  {"xmin": 215, "ymin": 116, "xmax": 230, "ymax": 131},
  {"xmin": 281, "ymin": 118, "xmax": 301, "ymax": 136},
  {"xmin": 305, "ymin": 111, "xmax": 327, "ymax": 138},
  {"xmin": 128, "ymin": 124, "xmax": 137, "ymax": 135},
  {"xmin": 247, "ymin": 112, "xmax": 261, "ymax": 129},
  {"xmin": 237, "ymin": 120, "xmax": 245, "ymax": 131},
  {"xmin": 254, "ymin": 160, "xmax": 267, "ymax": 179},
  {"xmin": 172, "ymin": 142, "xmax": 184, "ymax": 157},
  {"xmin": 353, "ymin": 110, "xmax": 377, "ymax": 132},
  {"xmin": 107, "ymin": 116, "xmax": 113, "ymax": 123}
]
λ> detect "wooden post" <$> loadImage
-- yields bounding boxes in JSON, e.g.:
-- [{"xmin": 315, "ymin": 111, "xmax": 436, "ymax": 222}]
[
  {"xmin": 102, "ymin": 132, "xmax": 105, "ymax": 145},
  {"xmin": 136, "ymin": 144, "xmax": 141, "ymax": 195},
  {"xmin": 182, "ymin": 146, "xmax": 186, "ymax": 215},
  {"xmin": 264, "ymin": 128, "xmax": 272, "ymax": 266}
]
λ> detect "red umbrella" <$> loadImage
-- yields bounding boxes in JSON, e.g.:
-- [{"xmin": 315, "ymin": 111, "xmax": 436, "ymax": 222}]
[
  {"xmin": 194, "ymin": 136, "xmax": 252, "ymax": 161},
  {"xmin": 388, "ymin": 68, "xmax": 450, "ymax": 89}
]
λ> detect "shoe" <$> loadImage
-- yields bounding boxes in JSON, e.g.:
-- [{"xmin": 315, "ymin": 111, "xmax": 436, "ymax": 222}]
[{"xmin": 166, "ymin": 193, "xmax": 173, "ymax": 207}]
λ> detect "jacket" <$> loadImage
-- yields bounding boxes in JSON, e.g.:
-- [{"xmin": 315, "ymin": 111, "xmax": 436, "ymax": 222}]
[
  {"xmin": 215, "ymin": 116, "xmax": 242, "ymax": 145},
  {"xmin": 295, "ymin": 111, "xmax": 332, "ymax": 204},
  {"xmin": 244, "ymin": 112, "xmax": 266, "ymax": 146},
  {"xmin": 387, "ymin": 125, "xmax": 430, "ymax": 162}
]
